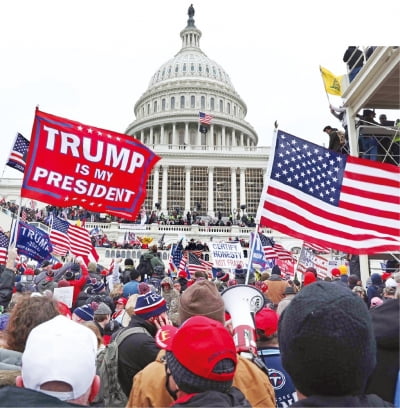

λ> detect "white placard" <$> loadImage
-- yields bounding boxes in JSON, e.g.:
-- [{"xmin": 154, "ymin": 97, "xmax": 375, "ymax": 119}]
[
  {"xmin": 207, "ymin": 241, "xmax": 245, "ymax": 269},
  {"xmin": 53, "ymin": 286, "xmax": 74, "ymax": 308}
]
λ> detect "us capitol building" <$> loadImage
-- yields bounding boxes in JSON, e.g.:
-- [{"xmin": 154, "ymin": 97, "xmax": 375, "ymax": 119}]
[
  {"xmin": 0, "ymin": 6, "xmax": 302, "ymax": 258},
  {"xmin": 125, "ymin": 7, "xmax": 269, "ymax": 221}
]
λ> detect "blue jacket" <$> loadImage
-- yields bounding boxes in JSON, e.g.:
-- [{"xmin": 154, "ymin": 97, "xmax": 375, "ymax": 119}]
[{"xmin": 258, "ymin": 346, "xmax": 297, "ymax": 407}]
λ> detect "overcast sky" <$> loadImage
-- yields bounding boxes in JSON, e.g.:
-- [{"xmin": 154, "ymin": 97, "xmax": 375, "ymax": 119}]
[{"xmin": 1, "ymin": 0, "xmax": 399, "ymax": 179}]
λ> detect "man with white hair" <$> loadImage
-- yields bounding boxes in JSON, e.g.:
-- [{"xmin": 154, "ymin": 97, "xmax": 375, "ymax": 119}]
[{"xmin": 0, "ymin": 315, "xmax": 100, "ymax": 406}]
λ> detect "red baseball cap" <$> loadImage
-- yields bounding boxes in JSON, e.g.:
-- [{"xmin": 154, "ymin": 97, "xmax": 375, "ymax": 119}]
[
  {"xmin": 255, "ymin": 307, "xmax": 279, "ymax": 337},
  {"xmin": 156, "ymin": 315, "xmax": 237, "ymax": 383},
  {"xmin": 116, "ymin": 297, "xmax": 127, "ymax": 306}
]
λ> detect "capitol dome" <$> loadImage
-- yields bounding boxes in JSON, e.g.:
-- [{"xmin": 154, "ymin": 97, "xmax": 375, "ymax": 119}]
[{"xmin": 148, "ymin": 23, "xmax": 235, "ymax": 90}]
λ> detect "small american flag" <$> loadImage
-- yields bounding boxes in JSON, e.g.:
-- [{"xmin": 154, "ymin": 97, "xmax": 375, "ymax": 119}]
[
  {"xmin": 21, "ymin": 209, "xmax": 27, "ymax": 223},
  {"xmin": 199, "ymin": 112, "xmax": 213, "ymax": 125},
  {"xmin": 7, "ymin": 133, "xmax": 30, "ymax": 173},
  {"xmin": 187, "ymin": 252, "xmax": 210, "ymax": 274},
  {"xmin": 49, "ymin": 216, "xmax": 98, "ymax": 261},
  {"xmin": 0, "ymin": 232, "xmax": 9, "ymax": 265}
]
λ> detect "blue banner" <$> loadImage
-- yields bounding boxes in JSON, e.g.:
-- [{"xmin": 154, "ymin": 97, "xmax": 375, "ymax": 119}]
[{"xmin": 16, "ymin": 221, "xmax": 53, "ymax": 262}]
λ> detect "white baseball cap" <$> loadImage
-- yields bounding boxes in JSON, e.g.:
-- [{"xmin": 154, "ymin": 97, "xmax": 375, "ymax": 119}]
[{"xmin": 22, "ymin": 315, "xmax": 97, "ymax": 401}]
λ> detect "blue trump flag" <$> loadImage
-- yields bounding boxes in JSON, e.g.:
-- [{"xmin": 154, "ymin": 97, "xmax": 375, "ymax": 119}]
[{"xmin": 16, "ymin": 221, "xmax": 53, "ymax": 262}]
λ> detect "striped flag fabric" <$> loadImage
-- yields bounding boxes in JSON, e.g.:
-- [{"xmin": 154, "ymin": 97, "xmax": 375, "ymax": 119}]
[
  {"xmin": 258, "ymin": 233, "xmax": 293, "ymax": 261},
  {"xmin": 259, "ymin": 234, "xmax": 277, "ymax": 259},
  {"xmin": 7, "ymin": 133, "xmax": 30, "ymax": 173},
  {"xmin": 256, "ymin": 130, "xmax": 400, "ymax": 255},
  {"xmin": 187, "ymin": 252, "xmax": 207, "ymax": 274},
  {"xmin": 199, "ymin": 111, "xmax": 213, "ymax": 125},
  {"xmin": 49, "ymin": 216, "xmax": 70, "ymax": 256},
  {"xmin": 21, "ymin": 209, "xmax": 27, "ymax": 223},
  {"xmin": 49, "ymin": 216, "xmax": 98, "ymax": 261},
  {"xmin": 273, "ymin": 243, "xmax": 294, "ymax": 262},
  {"xmin": 303, "ymin": 241, "xmax": 330, "ymax": 254},
  {"xmin": 0, "ymin": 232, "xmax": 9, "ymax": 265}
]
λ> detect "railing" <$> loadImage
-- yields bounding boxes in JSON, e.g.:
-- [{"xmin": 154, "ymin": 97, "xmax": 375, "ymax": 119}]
[{"xmin": 357, "ymin": 125, "xmax": 399, "ymax": 165}]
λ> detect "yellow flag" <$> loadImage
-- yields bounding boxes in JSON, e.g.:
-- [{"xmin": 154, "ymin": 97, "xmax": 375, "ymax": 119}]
[
  {"xmin": 76, "ymin": 219, "xmax": 81, "ymax": 227},
  {"xmin": 320, "ymin": 66, "xmax": 343, "ymax": 96}
]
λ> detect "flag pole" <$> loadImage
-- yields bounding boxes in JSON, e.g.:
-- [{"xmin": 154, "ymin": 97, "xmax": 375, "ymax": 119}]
[
  {"xmin": 319, "ymin": 66, "xmax": 332, "ymax": 105},
  {"xmin": 245, "ymin": 225, "xmax": 259, "ymax": 285}
]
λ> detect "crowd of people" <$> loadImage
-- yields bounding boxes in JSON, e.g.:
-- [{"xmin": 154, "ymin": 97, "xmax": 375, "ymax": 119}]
[{"xmin": 0, "ymin": 241, "xmax": 399, "ymax": 407}]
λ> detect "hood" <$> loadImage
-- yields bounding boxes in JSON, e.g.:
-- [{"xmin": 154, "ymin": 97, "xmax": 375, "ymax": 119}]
[{"xmin": 370, "ymin": 273, "xmax": 383, "ymax": 285}]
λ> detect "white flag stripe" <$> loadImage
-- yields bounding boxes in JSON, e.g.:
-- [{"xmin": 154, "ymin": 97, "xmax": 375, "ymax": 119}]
[
  {"xmin": 261, "ymin": 207, "xmax": 398, "ymax": 250},
  {"xmin": 346, "ymin": 161, "xmax": 400, "ymax": 182},
  {"xmin": 268, "ymin": 180, "xmax": 399, "ymax": 233}
]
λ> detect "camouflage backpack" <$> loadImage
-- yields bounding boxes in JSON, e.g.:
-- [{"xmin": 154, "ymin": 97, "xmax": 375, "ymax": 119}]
[{"xmin": 94, "ymin": 326, "xmax": 151, "ymax": 407}]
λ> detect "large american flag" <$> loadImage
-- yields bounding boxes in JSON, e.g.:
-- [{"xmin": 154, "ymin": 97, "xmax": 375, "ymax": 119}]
[
  {"xmin": 257, "ymin": 130, "xmax": 400, "ymax": 254},
  {"xmin": 7, "ymin": 133, "xmax": 30, "ymax": 173},
  {"xmin": 0, "ymin": 232, "xmax": 9, "ymax": 265},
  {"xmin": 49, "ymin": 216, "xmax": 98, "ymax": 261},
  {"xmin": 199, "ymin": 111, "xmax": 213, "ymax": 125}
]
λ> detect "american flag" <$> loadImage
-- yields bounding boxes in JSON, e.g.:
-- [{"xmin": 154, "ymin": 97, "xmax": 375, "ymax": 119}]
[
  {"xmin": 187, "ymin": 252, "xmax": 212, "ymax": 274},
  {"xmin": 7, "ymin": 133, "xmax": 30, "ymax": 173},
  {"xmin": 273, "ymin": 243, "xmax": 294, "ymax": 262},
  {"xmin": 169, "ymin": 240, "xmax": 183, "ymax": 275},
  {"xmin": 257, "ymin": 130, "xmax": 400, "ymax": 255},
  {"xmin": 0, "ymin": 232, "xmax": 9, "ymax": 265},
  {"xmin": 199, "ymin": 111, "xmax": 213, "ymax": 125},
  {"xmin": 258, "ymin": 233, "xmax": 293, "ymax": 261},
  {"xmin": 49, "ymin": 216, "xmax": 98, "ymax": 261},
  {"xmin": 21, "ymin": 209, "xmax": 27, "ymax": 223},
  {"xmin": 49, "ymin": 216, "xmax": 70, "ymax": 256}
]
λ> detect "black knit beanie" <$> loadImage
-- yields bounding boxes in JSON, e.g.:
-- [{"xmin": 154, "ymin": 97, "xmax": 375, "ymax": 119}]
[{"xmin": 278, "ymin": 281, "xmax": 376, "ymax": 397}]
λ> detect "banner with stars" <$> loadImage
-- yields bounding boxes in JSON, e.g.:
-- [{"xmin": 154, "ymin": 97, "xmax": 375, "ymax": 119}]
[
  {"xmin": 21, "ymin": 108, "xmax": 160, "ymax": 221},
  {"xmin": 256, "ymin": 129, "xmax": 400, "ymax": 255}
]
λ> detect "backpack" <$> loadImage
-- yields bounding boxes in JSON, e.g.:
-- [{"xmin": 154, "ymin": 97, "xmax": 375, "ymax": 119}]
[
  {"xmin": 95, "ymin": 326, "xmax": 151, "ymax": 407},
  {"xmin": 136, "ymin": 255, "xmax": 154, "ymax": 281}
]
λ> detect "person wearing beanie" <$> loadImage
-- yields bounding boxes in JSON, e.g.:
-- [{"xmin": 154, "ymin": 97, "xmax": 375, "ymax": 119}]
[
  {"xmin": 255, "ymin": 307, "xmax": 296, "ymax": 407},
  {"xmin": 93, "ymin": 302, "xmax": 113, "ymax": 345},
  {"xmin": 117, "ymin": 290, "xmax": 171, "ymax": 397},
  {"xmin": 72, "ymin": 303, "xmax": 95, "ymax": 322},
  {"xmin": 176, "ymin": 270, "xmax": 188, "ymax": 293},
  {"xmin": 86, "ymin": 279, "xmax": 115, "ymax": 314},
  {"xmin": 215, "ymin": 270, "xmax": 230, "ymax": 292},
  {"xmin": 128, "ymin": 280, "xmax": 276, "ymax": 408},
  {"xmin": 157, "ymin": 315, "xmax": 251, "ymax": 407},
  {"xmin": 278, "ymin": 281, "xmax": 392, "ymax": 407},
  {"xmin": 266, "ymin": 265, "xmax": 289, "ymax": 307},
  {"xmin": 302, "ymin": 271, "xmax": 317, "ymax": 287}
]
